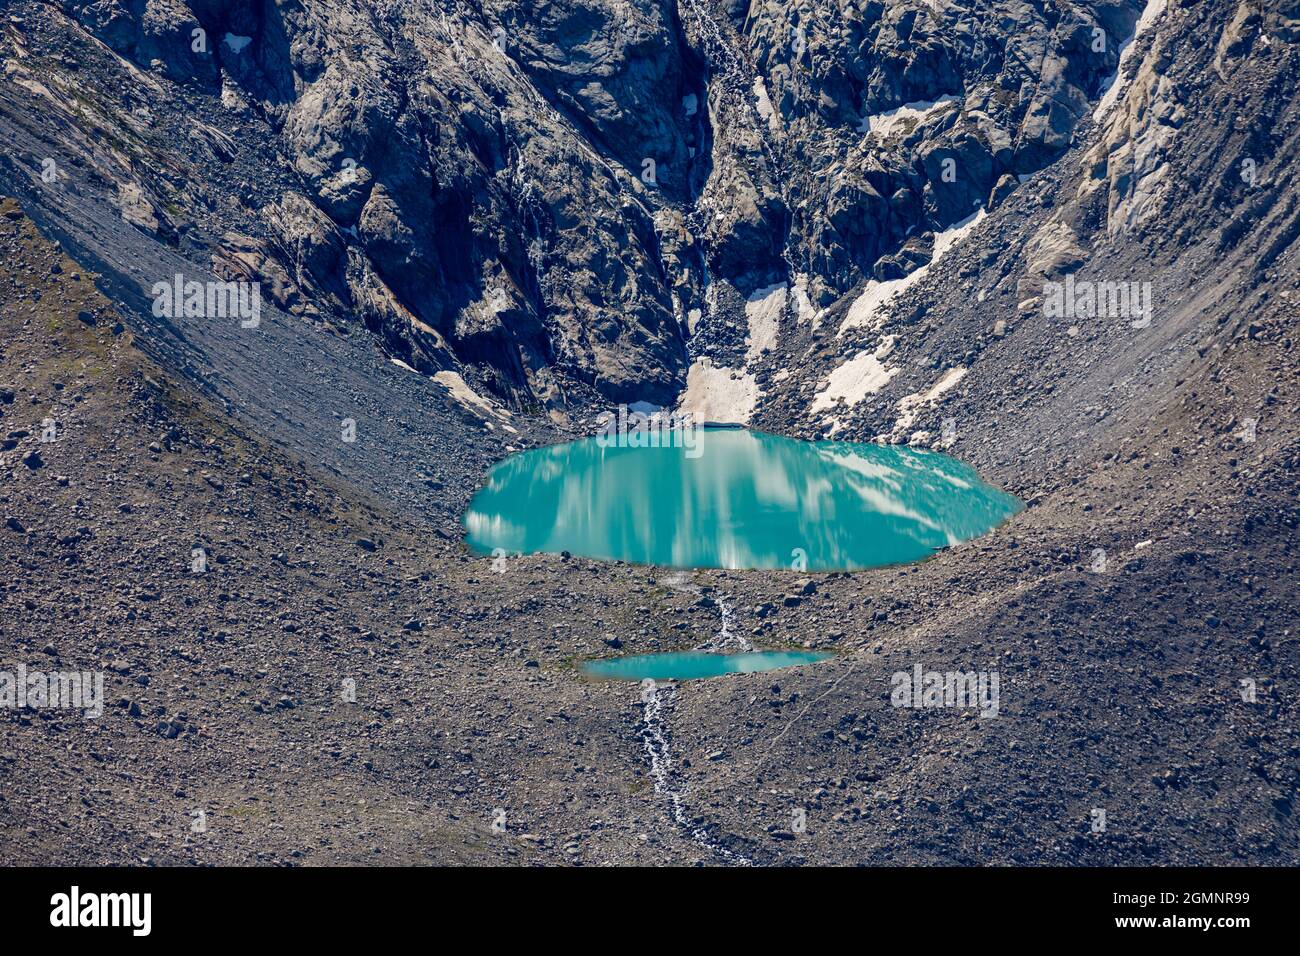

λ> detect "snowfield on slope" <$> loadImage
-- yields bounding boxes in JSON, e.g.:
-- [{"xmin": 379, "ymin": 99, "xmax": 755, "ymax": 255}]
[
  {"xmin": 678, "ymin": 358, "xmax": 760, "ymax": 425},
  {"xmin": 839, "ymin": 209, "xmax": 986, "ymax": 336}
]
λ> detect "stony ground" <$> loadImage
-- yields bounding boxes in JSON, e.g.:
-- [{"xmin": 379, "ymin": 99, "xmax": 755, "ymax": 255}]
[
  {"xmin": 3, "ymin": 193, "xmax": 1296, "ymax": 866},
  {"xmin": 2, "ymin": 0, "xmax": 1298, "ymax": 867}
]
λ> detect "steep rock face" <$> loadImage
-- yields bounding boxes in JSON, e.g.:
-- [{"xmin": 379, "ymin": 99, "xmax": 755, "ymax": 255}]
[
  {"xmin": 728, "ymin": 0, "xmax": 1143, "ymax": 304},
  {"xmin": 16, "ymin": 0, "xmax": 1146, "ymax": 413},
  {"xmin": 497, "ymin": 0, "xmax": 706, "ymax": 200},
  {"xmin": 47, "ymin": 0, "xmax": 691, "ymax": 406},
  {"xmin": 762, "ymin": 0, "xmax": 1300, "ymax": 469},
  {"xmin": 664, "ymin": 0, "xmax": 1147, "ymax": 428}
]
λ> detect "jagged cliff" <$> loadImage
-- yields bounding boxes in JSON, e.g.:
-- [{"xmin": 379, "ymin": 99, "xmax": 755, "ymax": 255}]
[{"xmin": 3, "ymin": 0, "xmax": 1173, "ymax": 413}]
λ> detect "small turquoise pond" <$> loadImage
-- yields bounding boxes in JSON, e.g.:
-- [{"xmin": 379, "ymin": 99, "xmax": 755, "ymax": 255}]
[
  {"xmin": 583, "ymin": 650, "xmax": 830, "ymax": 681},
  {"xmin": 463, "ymin": 428, "xmax": 1020, "ymax": 572}
]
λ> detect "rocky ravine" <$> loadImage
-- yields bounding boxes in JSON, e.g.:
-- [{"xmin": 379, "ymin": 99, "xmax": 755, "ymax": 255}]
[{"xmin": 1, "ymin": 0, "xmax": 1298, "ymax": 866}]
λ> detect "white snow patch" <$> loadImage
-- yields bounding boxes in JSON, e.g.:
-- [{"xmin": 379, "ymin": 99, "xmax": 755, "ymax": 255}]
[
  {"xmin": 840, "ymin": 209, "xmax": 986, "ymax": 336},
  {"xmin": 753, "ymin": 76, "xmax": 780, "ymax": 131},
  {"xmin": 865, "ymin": 95, "xmax": 960, "ymax": 140},
  {"xmin": 432, "ymin": 369, "xmax": 514, "ymax": 430},
  {"xmin": 932, "ymin": 209, "xmax": 984, "ymax": 259},
  {"xmin": 224, "ymin": 33, "xmax": 253, "ymax": 54},
  {"xmin": 811, "ymin": 337, "xmax": 900, "ymax": 415},
  {"xmin": 891, "ymin": 366, "xmax": 967, "ymax": 436},
  {"xmin": 791, "ymin": 274, "xmax": 816, "ymax": 324},
  {"xmin": 841, "ymin": 273, "xmax": 913, "ymax": 335},
  {"xmin": 744, "ymin": 282, "xmax": 785, "ymax": 362},
  {"xmin": 1093, "ymin": 0, "xmax": 1167, "ymax": 122},
  {"xmin": 677, "ymin": 358, "xmax": 760, "ymax": 425}
]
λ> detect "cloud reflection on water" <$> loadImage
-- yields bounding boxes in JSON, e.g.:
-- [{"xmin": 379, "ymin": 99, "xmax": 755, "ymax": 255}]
[{"xmin": 464, "ymin": 430, "xmax": 1021, "ymax": 571}]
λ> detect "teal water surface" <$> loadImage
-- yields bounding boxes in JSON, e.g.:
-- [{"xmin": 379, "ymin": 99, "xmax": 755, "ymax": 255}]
[
  {"xmin": 463, "ymin": 429, "xmax": 1020, "ymax": 571},
  {"xmin": 583, "ymin": 650, "xmax": 830, "ymax": 681}
]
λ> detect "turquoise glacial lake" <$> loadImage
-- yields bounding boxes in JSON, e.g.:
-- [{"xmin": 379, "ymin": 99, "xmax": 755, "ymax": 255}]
[
  {"xmin": 463, "ymin": 429, "xmax": 1020, "ymax": 572},
  {"xmin": 583, "ymin": 650, "xmax": 831, "ymax": 681}
]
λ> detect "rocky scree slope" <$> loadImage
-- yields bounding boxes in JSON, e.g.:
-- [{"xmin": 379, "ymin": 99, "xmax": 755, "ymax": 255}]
[
  {"xmin": 0, "ymin": 195, "xmax": 720, "ymax": 865},
  {"xmin": 1, "ymin": 0, "xmax": 1298, "ymax": 866},
  {"xmin": 2, "ymin": 191, "xmax": 1295, "ymax": 866}
]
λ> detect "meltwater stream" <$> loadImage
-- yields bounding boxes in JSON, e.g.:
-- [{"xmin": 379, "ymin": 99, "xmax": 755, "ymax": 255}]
[{"xmin": 462, "ymin": 429, "xmax": 1021, "ymax": 862}]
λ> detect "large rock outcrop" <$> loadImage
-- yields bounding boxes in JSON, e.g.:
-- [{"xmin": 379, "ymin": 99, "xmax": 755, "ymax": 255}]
[{"xmin": 17, "ymin": 0, "xmax": 1146, "ymax": 410}]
